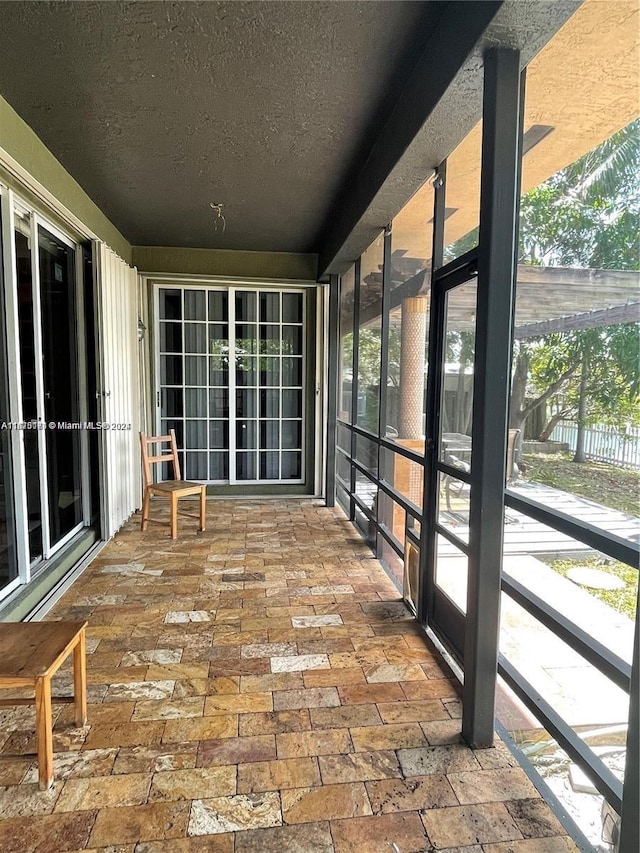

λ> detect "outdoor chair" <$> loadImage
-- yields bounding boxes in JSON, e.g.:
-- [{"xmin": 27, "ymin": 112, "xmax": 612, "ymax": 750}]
[
  {"xmin": 139, "ymin": 429, "xmax": 207, "ymax": 539},
  {"xmin": 444, "ymin": 428, "xmax": 521, "ymax": 513}
]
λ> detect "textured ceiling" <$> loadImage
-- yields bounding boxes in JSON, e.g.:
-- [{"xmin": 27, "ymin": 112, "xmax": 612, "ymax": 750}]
[{"xmin": 0, "ymin": 0, "xmax": 446, "ymax": 253}]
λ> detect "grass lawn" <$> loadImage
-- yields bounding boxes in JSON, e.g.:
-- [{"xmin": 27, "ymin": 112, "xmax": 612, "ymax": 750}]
[
  {"xmin": 544, "ymin": 555, "xmax": 638, "ymax": 620},
  {"xmin": 522, "ymin": 451, "xmax": 640, "ymax": 517},
  {"xmin": 522, "ymin": 451, "xmax": 638, "ymax": 618}
]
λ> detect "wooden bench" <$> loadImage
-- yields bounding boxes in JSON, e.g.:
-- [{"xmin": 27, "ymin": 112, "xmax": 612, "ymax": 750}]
[{"xmin": 0, "ymin": 621, "xmax": 88, "ymax": 789}]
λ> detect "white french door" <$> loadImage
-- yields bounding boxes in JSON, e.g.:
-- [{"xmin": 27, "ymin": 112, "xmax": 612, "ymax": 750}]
[{"xmin": 154, "ymin": 284, "xmax": 305, "ymax": 485}]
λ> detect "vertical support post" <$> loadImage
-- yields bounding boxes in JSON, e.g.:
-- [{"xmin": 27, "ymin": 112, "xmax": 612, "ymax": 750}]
[
  {"xmin": 418, "ymin": 164, "xmax": 446, "ymax": 625},
  {"xmin": 325, "ymin": 275, "xmax": 339, "ymax": 507},
  {"xmin": 349, "ymin": 258, "xmax": 361, "ymax": 521},
  {"xmin": 376, "ymin": 225, "xmax": 393, "ymax": 557},
  {"xmin": 463, "ymin": 48, "xmax": 522, "ymax": 747},
  {"xmin": 398, "ymin": 296, "xmax": 429, "ymax": 441},
  {"xmin": 619, "ymin": 587, "xmax": 639, "ymax": 853}
]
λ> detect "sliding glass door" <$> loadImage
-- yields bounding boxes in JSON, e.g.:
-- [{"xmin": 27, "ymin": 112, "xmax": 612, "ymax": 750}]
[
  {"xmin": 156, "ymin": 285, "xmax": 305, "ymax": 485},
  {"xmin": 38, "ymin": 226, "xmax": 83, "ymax": 545},
  {"xmin": 13, "ymin": 210, "xmax": 84, "ymax": 563}
]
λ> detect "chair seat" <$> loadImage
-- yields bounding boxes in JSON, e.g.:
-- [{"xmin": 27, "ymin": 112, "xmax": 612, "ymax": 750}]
[{"xmin": 149, "ymin": 480, "xmax": 205, "ymax": 495}]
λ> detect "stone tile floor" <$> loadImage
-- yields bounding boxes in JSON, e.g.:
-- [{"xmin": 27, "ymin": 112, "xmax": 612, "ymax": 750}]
[{"xmin": 0, "ymin": 499, "xmax": 578, "ymax": 852}]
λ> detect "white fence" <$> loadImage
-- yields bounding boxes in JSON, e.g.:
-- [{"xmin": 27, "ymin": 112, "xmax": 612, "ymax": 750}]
[{"xmin": 550, "ymin": 420, "xmax": 640, "ymax": 470}]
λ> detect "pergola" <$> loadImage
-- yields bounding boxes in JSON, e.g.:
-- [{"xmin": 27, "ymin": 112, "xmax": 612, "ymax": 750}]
[{"xmin": 356, "ymin": 263, "xmax": 640, "ymax": 337}]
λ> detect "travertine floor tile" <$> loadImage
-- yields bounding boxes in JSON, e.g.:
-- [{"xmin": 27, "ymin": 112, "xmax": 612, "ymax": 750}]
[
  {"xmin": 331, "ymin": 811, "xmax": 430, "ymax": 853},
  {"xmin": 55, "ymin": 772, "xmax": 151, "ymax": 812},
  {"xmin": 135, "ymin": 837, "xmax": 234, "ymax": 853},
  {"xmin": 398, "ymin": 744, "xmax": 481, "ymax": 776},
  {"xmin": 113, "ymin": 744, "xmax": 197, "ymax": 774},
  {"xmin": 366, "ymin": 773, "xmax": 459, "ymax": 813},
  {"xmin": 162, "ymin": 714, "xmax": 237, "ymax": 743},
  {"xmin": 188, "ymin": 792, "xmax": 282, "ymax": 834},
  {"xmin": 318, "ymin": 751, "xmax": 402, "ymax": 784},
  {"xmin": 276, "ymin": 728, "xmax": 352, "ymax": 759},
  {"xmin": 448, "ymin": 767, "xmax": 539, "ymax": 804},
  {"xmin": 88, "ymin": 801, "xmax": 190, "ymax": 846},
  {"xmin": 303, "ymin": 667, "xmax": 366, "ymax": 688},
  {"xmin": 104, "ymin": 680, "xmax": 175, "ymax": 701},
  {"xmin": 281, "ymin": 781, "xmax": 372, "ymax": 823},
  {"xmin": 273, "ymin": 686, "xmax": 340, "ymax": 710},
  {"xmin": 0, "ymin": 811, "xmax": 96, "ymax": 853},
  {"xmin": 234, "ymin": 821, "xmax": 335, "ymax": 853},
  {"xmin": 337, "ymin": 682, "xmax": 405, "ymax": 704},
  {"xmin": 350, "ymin": 722, "xmax": 429, "ymax": 752},
  {"xmin": 0, "ymin": 500, "xmax": 573, "ymax": 853},
  {"xmin": 83, "ymin": 722, "xmax": 165, "ymax": 750},
  {"xmin": 0, "ymin": 781, "xmax": 61, "ymax": 817},
  {"xmin": 377, "ymin": 698, "xmax": 449, "ymax": 723},
  {"xmin": 239, "ymin": 709, "xmax": 312, "ymax": 736},
  {"xmin": 149, "ymin": 766, "xmax": 236, "ymax": 801},
  {"xmin": 204, "ymin": 692, "xmax": 273, "ymax": 715},
  {"xmin": 481, "ymin": 839, "xmax": 579, "ymax": 853},
  {"xmin": 505, "ymin": 798, "xmax": 567, "ymax": 838},
  {"xmin": 421, "ymin": 802, "xmax": 524, "ymax": 847},
  {"xmin": 237, "ymin": 756, "xmax": 321, "ymax": 793},
  {"xmin": 23, "ymin": 749, "xmax": 118, "ymax": 783},
  {"xmin": 271, "ymin": 653, "xmax": 330, "ymax": 672},
  {"xmin": 131, "ymin": 697, "xmax": 205, "ymax": 721},
  {"xmin": 196, "ymin": 734, "xmax": 277, "ymax": 766}
]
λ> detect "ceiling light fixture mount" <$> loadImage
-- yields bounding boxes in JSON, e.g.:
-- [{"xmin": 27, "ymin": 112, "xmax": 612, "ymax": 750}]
[{"xmin": 209, "ymin": 202, "xmax": 226, "ymax": 233}]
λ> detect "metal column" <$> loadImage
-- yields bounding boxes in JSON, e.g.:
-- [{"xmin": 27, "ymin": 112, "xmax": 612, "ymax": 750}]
[
  {"xmin": 349, "ymin": 259, "xmax": 361, "ymax": 521},
  {"xmin": 619, "ymin": 588, "xmax": 639, "ymax": 853},
  {"xmin": 463, "ymin": 48, "xmax": 522, "ymax": 747},
  {"xmin": 325, "ymin": 275, "xmax": 339, "ymax": 507}
]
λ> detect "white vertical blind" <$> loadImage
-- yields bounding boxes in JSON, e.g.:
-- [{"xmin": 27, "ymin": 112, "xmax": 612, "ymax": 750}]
[{"xmin": 96, "ymin": 243, "xmax": 140, "ymax": 537}]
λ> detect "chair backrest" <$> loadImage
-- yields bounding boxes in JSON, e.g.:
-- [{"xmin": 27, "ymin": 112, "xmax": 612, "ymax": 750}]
[
  {"xmin": 506, "ymin": 428, "xmax": 521, "ymax": 483},
  {"xmin": 139, "ymin": 429, "xmax": 181, "ymax": 486}
]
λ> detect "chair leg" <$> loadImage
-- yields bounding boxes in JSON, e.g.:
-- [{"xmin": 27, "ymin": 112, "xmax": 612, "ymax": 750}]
[
  {"xmin": 141, "ymin": 488, "xmax": 150, "ymax": 531},
  {"xmin": 200, "ymin": 487, "xmax": 206, "ymax": 532},
  {"xmin": 170, "ymin": 493, "xmax": 178, "ymax": 539}
]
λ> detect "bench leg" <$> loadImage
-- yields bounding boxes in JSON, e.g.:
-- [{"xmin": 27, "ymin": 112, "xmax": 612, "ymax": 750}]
[
  {"xmin": 200, "ymin": 487, "xmax": 206, "ymax": 532},
  {"xmin": 73, "ymin": 629, "xmax": 87, "ymax": 727},
  {"xmin": 35, "ymin": 676, "xmax": 54, "ymax": 790}
]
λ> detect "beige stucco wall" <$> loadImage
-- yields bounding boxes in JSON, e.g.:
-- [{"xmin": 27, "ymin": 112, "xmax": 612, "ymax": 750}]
[{"xmin": 132, "ymin": 246, "xmax": 318, "ymax": 282}]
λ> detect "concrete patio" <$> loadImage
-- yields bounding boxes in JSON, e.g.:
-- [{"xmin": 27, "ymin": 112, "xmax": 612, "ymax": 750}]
[{"xmin": 0, "ymin": 500, "xmax": 577, "ymax": 852}]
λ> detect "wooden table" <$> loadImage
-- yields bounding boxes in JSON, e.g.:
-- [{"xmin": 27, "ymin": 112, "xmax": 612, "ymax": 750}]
[{"xmin": 0, "ymin": 621, "xmax": 88, "ymax": 789}]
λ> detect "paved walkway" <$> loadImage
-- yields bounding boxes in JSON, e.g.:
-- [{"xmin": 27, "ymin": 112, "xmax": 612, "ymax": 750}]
[{"xmin": 0, "ymin": 500, "xmax": 576, "ymax": 852}]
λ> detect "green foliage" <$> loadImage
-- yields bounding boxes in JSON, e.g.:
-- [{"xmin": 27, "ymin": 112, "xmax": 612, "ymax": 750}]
[
  {"xmin": 519, "ymin": 118, "xmax": 640, "ymax": 269},
  {"xmin": 515, "ymin": 119, "xmax": 640, "ymax": 431},
  {"xmin": 526, "ymin": 324, "xmax": 640, "ymax": 427}
]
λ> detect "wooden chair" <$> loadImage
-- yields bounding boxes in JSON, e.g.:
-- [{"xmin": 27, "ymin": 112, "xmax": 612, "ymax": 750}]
[{"xmin": 139, "ymin": 429, "xmax": 206, "ymax": 539}]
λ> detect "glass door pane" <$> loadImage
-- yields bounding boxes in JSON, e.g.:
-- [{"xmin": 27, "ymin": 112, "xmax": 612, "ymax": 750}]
[
  {"xmin": 434, "ymin": 279, "xmax": 476, "ymax": 607},
  {"xmin": 0, "ymin": 215, "xmax": 18, "ymax": 591},
  {"xmin": 156, "ymin": 286, "xmax": 304, "ymax": 485},
  {"xmin": 15, "ymin": 219, "xmax": 43, "ymax": 562},
  {"xmin": 38, "ymin": 226, "xmax": 83, "ymax": 546}
]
